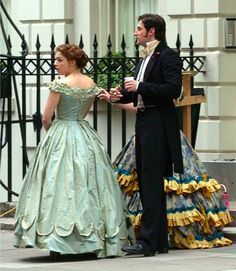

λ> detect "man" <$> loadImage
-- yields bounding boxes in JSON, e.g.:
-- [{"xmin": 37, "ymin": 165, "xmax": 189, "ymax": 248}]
[{"xmin": 110, "ymin": 13, "xmax": 183, "ymax": 256}]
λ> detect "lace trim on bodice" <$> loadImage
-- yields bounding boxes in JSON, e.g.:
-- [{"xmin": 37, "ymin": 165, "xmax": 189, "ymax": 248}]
[{"xmin": 48, "ymin": 80, "xmax": 101, "ymax": 100}]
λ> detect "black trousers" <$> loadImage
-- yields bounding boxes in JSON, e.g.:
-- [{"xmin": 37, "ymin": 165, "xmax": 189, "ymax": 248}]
[{"xmin": 135, "ymin": 108, "xmax": 170, "ymax": 252}]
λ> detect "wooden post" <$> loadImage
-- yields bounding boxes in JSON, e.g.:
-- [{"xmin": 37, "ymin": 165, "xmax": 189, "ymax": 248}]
[{"xmin": 175, "ymin": 71, "xmax": 206, "ymax": 143}]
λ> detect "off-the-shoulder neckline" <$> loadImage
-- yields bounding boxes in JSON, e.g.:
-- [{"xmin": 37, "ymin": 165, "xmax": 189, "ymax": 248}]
[{"xmin": 52, "ymin": 80, "xmax": 98, "ymax": 91}]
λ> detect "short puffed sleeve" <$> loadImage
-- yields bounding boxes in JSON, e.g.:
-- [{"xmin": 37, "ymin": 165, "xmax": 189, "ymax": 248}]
[{"xmin": 47, "ymin": 80, "xmax": 101, "ymax": 99}]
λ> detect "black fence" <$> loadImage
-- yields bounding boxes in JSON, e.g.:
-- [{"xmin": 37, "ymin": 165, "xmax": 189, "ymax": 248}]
[{"xmin": 0, "ymin": 33, "xmax": 205, "ymax": 201}]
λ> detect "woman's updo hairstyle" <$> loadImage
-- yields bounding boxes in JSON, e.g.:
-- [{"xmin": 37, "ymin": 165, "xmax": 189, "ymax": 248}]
[{"xmin": 56, "ymin": 44, "xmax": 88, "ymax": 69}]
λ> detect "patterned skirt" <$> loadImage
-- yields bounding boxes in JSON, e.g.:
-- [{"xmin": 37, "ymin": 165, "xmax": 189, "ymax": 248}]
[{"xmin": 113, "ymin": 132, "xmax": 233, "ymax": 249}]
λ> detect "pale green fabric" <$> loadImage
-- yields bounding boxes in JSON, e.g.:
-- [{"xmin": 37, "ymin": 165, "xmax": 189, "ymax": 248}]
[{"xmin": 14, "ymin": 81, "xmax": 135, "ymax": 257}]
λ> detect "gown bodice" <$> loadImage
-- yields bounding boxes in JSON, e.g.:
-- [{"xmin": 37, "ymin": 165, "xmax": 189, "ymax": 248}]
[{"xmin": 48, "ymin": 80, "xmax": 100, "ymax": 121}]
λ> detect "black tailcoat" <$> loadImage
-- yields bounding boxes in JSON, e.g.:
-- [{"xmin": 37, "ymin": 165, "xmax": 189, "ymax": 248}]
[
  {"xmin": 120, "ymin": 41, "xmax": 183, "ymax": 174},
  {"xmin": 119, "ymin": 41, "xmax": 183, "ymax": 251}
]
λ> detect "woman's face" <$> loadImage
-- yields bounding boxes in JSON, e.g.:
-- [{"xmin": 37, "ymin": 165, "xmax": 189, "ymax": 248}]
[{"xmin": 54, "ymin": 51, "xmax": 73, "ymax": 76}]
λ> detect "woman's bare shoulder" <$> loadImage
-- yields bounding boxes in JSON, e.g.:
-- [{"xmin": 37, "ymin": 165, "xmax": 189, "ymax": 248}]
[
  {"xmin": 79, "ymin": 74, "xmax": 96, "ymax": 88},
  {"xmin": 64, "ymin": 74, "xmax": 95, "ymax": 89}
]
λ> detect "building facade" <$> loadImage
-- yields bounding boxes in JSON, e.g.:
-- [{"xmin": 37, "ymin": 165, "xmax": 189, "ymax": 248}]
[{"xmin": 1, "ymin": 0, "xmax": 236, "ymax": 201}]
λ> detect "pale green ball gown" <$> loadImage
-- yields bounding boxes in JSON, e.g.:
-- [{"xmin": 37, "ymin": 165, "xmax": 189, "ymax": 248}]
[{"xmin": 14, "ymin": 81, "xmax": 135, "ymax": 257}]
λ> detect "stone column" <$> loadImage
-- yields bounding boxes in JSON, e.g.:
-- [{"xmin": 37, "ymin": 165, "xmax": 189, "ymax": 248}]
[{"xmin": 163, "ymin": 0, "xmax": 236, "ymax": 160}]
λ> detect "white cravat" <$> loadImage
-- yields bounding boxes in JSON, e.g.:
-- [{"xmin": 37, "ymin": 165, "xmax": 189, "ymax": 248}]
[
  {"xmin": 136, "ymin": 55, "xmax": 152, "ymax": 109},
  {"xmin": 136, "ymin": 40, "xmax": 159, "ymax": 109},
  {"xmin": 140, "ymin": 39, "xmax": 159, "ymax": 58}
]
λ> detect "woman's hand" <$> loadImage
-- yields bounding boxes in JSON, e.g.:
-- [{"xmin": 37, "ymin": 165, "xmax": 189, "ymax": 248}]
[
  {"xmin": 98, "ymin": 87, "xmax": 123, "ymax": 103},
  {"xmin": 97, "ymin": 88, "xmax": 111, "ymax": 102}
]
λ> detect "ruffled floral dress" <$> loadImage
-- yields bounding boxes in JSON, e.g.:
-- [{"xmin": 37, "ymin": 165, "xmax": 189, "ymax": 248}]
[
  {"xmin": 14, "ymin": 81, "xmax": 134, "ymax": 257},
  {"xmin": 113, "ymin": 132, "xmax": 233, "ymax": 249}
]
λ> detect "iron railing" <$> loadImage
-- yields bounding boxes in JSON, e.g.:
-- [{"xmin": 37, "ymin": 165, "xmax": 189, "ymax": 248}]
[{"xmin": 0, "ymin": 33, "xmax": 205, "ymax": 201}]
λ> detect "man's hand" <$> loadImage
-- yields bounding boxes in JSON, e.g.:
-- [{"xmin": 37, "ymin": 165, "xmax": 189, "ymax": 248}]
[
  {"xmin": 109, "ymin": 87, "xmax": 123, "ymax": 102},
  {"xmin": 124, "ymin": 79, "xmax": 137, "ymax": 92}
]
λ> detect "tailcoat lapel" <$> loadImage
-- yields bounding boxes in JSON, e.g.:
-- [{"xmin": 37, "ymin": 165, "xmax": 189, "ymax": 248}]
[{"xmin": 143, "ymin": 42, "xmax": 168, "ymax": 81}]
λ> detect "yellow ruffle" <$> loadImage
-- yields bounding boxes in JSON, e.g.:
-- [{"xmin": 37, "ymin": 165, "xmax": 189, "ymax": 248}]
[
  {"xmin": 117, "ymin": 171, "xmax": 139, "ymax": 195},
  {"xmin": 168, "ymin": 209, "xmax": 204, "ymax": 227},
  {"xmin": 206, "ymin": 210, "xmax": 233, "ymax": 227},
  {"xmin": 192, "ymin": 205, "xmax": 233, "ymax": 236},
  {"xmin": 164, "ymin": 176, "xmax": 222, "ymax": 195},
  {"xmin": 171, "ymin": 229, "xmax": 232, "ymax": 249},
  {"xmin": 117, "ymin": 172, "xmax": 222, "ymax": 196},
  {"xmin": 129, "ymin": 213, "xmax": 142, "ymax": 236},
  {"xmin": 128, "ymin": 208, "xmax": 232, "ymax": 231},
  {"xmin": 128, "ymin": 211, "xmax": 233, "ymax": 249}
]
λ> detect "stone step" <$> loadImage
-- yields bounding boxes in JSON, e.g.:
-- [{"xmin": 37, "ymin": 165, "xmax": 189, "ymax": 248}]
[
  {"xmin": 0, "ymin": 202, "xmax": 16, "ymax": 231},
  {"xmin": 228, "ymin": 201, "xmax": 236, "ymax": 227},
  {"xmin": 203, "ymin": 160, "xmax": 236, "ymax": 201},
  {"xmin": 0, "ymin": 201, "xmax": 16, "ymax": 218},
  {"xmin": 0, "ymin": 217, "xmax": 14, "ymax": 231},
  {"xmin": 223, "ymin": 227, "xmax": 236, "ymax": 242}
]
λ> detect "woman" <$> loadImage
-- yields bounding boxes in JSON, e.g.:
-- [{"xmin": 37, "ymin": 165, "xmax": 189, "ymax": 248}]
[
  {"xmin": 14, "ymin": 44, "xmax": 134, "ymax": 258},
  {"xmin": 98, "ymin": 89, "xmax": 233, "ymax": 249}
]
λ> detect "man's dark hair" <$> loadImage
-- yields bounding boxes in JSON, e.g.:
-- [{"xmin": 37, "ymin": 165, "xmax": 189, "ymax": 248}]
[{"xmin": 138, "ymin": 13, "xmax": 166, "ymax": 43}]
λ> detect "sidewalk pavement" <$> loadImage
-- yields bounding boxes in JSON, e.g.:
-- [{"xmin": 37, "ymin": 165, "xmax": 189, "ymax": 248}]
[
  {"xmin": 0, "ymin": 230, "xmax": 236, "ymax": 271},
  {"xmin": 1, "ymin": 201, "xmax": 236, "ymax": 270}
]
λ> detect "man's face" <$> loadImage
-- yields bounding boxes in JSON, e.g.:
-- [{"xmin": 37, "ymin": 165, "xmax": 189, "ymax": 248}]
[{"xmin": 134, "ymin": 20, "xmax": 154, "ymax": 46}]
